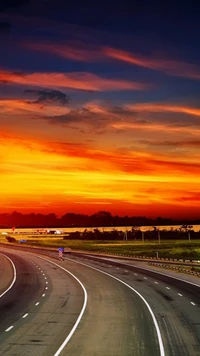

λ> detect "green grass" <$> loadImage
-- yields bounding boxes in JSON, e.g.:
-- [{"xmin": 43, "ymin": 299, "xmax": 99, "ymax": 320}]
[{"xmin": 1, "ymin": 234, "xmax": 200, "ymax": 260}]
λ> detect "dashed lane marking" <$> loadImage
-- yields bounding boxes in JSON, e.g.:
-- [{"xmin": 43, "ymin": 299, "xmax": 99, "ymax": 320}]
[
  {"xmin": 5, "ymin": 326, "xmax": 14, "ymax": 332},
  {"xmin": 22, "ymin": 313, "xmax": 29, "ymax": 318}
]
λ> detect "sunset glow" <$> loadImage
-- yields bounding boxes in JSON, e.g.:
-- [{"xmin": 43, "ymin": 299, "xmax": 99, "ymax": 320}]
[{"xmin": 1, "ymin": 4, "xmax": 200, "ymax": 219}]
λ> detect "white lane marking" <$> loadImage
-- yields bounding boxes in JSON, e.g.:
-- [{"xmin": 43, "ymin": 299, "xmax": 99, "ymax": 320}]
[
  {"xmin": 35, "ymin": 302, "xmax": 40, "ymax": 306},
  {"xmin": 64, "ymin": 257, "xmax": 165, "ymax": 356},
  {"xmin": 45, "ymin": 287, "xmax": 48, "ymax": 290},
  {"xmin": 144, "ymin": 277, "xmax": 147, "ymax": 279},
  {"xmin": 178, "ymin": 293, "xmax": 183, "ymax": 297},
  {"xmin": 42, "ymin": 294, "xmax": 45, "ymax": 297},
  {"xmin": 117, "ymin": 267, "xmax": 120, "ymax": 269},
  {"xmin": 117, "ymin": 261, "xmax": 200, "ymax": 288},
  {"xmin": 5, "ymin": 326, "xmax": 14, "ymax": 332},
  {"xmin": 166, "ymin": 287, "xmax": 170, "ymax": 290},
  {"xmin": 29, "ymin": 255, "xmax": 88, "ymax": 356},
  {"xmin": 125, "ymin": 270, "xmax": 128, "ymax": 272},
  {"xmin": 190, "ymin": 302, "xmax": 196, "ymax": 306},
  {"xmin": 44, "ymin": 277, "xmax": 47, "ymax": 279},
  {"xmin": 22, "ymin": 313, "xmax": 29, "ymax": 318},
  {"xmin": 46, "ymin": 281, "xmax": 48, "ymax": 284},
  {"xmin": 0, "ymin": 254, "xmax": 17, "ymax": 298},
  {"xmin": 154, "ymin": 281, "xmax": 158, "ymax": 284},
  {"xmin": 43, "ymin": 273, "xmax": 45, "ymax": 275}
]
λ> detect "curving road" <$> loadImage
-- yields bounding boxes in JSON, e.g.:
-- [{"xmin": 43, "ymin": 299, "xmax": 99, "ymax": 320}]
[{"xmin": 0, "ymin": 246, "xmax": 199, "ymax": 355}]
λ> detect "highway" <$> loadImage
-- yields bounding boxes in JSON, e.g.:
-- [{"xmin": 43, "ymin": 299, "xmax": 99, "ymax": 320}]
[{"xmin": 0, "ymin": 247, "xmax": 199, "ymax": 355}]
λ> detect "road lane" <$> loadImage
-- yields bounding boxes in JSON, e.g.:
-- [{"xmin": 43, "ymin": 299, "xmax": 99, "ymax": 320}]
[
  {"xmin": 0, "ymin": 252, "xmax": 45, "ymax": 334},
  {"xmin": 65, "ymin": 255, "xmax": 200, "ymax": 356},
  {"xmin": 0, "ymin": 251, "xmax": 85, "ymax": 356},
  {"xmin": 55, "ymin": 257, "xmax": 161, "ymax": 356}
]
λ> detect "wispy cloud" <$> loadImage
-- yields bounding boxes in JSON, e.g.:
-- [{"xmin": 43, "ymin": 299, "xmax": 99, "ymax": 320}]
[
  {"xmin": 0, "ymin": 70, "xmax": 148, "ymax": 91},
  {"xmin": 103, "ymin": 47, "xmax": 200, "ymax": 80},
  {"xmin": 23, "ymin": 41, "xmax": 103, "ymax": 62},
  {"xmin": 22, "ymin": 39, "xmax": 200, "ymax": 81},
  {"xmin": 126, "ymin": 103, "xmax": 200, "ymax": 117},
  {"xmin": 139, "ymin": 140, "xmax": 200, "ymax": 148}
]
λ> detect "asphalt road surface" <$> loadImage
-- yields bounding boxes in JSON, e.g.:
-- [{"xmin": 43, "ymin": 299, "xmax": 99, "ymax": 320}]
[{"xmin": 0, "ymin": 247, "xmax": 199, "ymax": 355}]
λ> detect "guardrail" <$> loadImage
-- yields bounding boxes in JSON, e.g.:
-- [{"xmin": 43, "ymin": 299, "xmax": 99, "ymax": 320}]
[{"xmin": 148, "ymin": 262, "xmax": 200, "ymax": 277}]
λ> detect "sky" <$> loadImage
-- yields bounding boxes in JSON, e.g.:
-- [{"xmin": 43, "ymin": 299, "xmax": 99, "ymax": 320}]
[{"xmin": 0, "ymin": 0, "xmax": 200, "ymax": 218}]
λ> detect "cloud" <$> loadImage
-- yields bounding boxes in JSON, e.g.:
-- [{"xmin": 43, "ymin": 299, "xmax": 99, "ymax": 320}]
[
  {"xmin": 23, "ymin": 41, "xmax": 103, "ymax": 62},
  {"xmin": 103, "ymin": 47, "xmax": 200, "ymax": 80},
  {"xmin": 41, "ymin": 107, "xmax": 109, "ymax": 129},
  {"xmin": 22, "ymin": 39, "xmax": 200, "ymax": 81},
  {"xmin": 139, "ymin": 140, "xmax": 200, "ymax": 148},
  {"xmin": 126, "ymin": 103, "xmax": 200, "ymax": 117},
  {"xmin": 24, "ymin": 89, "xmax": 70, "ymax": 106},
  {"xmin": 0, "ymin": 70, "xmax": 148, "ymax": 91}
]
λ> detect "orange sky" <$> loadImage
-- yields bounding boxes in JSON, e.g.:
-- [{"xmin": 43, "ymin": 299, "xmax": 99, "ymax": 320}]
[
  {"xmin": 1, "ymin": 16, "xmax": 200, "ymax": 219},
  {"xmin": 1, "ymin": 97, "xmax": 200, "ymax": 218}
]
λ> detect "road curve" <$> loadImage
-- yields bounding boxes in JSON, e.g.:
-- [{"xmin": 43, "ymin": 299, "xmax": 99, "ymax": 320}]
[
  {"xmin": 1, "ymin": 246, "xmax": 199, "ymax": 356},
  {"xmin": 0, "ymin": 250, "xmax": 85, "ymax": 356},
  {"xmin": 65, "ymin": 254, "xmax": 200, "ymax": 356},
  {"xmin": 0, "ymin": 248, "xmax": 163, "ymax": 356}
]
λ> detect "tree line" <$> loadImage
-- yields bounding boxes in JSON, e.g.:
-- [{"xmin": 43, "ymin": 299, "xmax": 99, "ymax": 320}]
[{"xmin": 0, "ymin": 211, "xmax": 200, "ymax": 228}]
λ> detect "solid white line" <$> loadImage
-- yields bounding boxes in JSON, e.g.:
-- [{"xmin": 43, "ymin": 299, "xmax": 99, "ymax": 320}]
[
  {"xmin": 28, "ymin": 255, "xmax": 88, "ymax": 356},
  {"xmin": 178, "ymin": 293, "xmax": 183, "ymax": 297},
  {"xmin": 190, "ymin": 302, "xmax": 195, "ymax": 306},
  {"xmin": 5, "ymin": 326, "xmax": 14, "ymax": 332},
  {"xmin": 64, "ymin": 257, "xmax": 165, "ymax": 356},
  {"xmin": 0, "ymin": 254, "xmax": 17, "ymax": 298},
  {"xmin": 35, "ymin": 302, "xmax": 40, "ymax": 306},
  {"xmin": 22, "ymin": 313, "xmax": 29, "ymax": 318}
]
